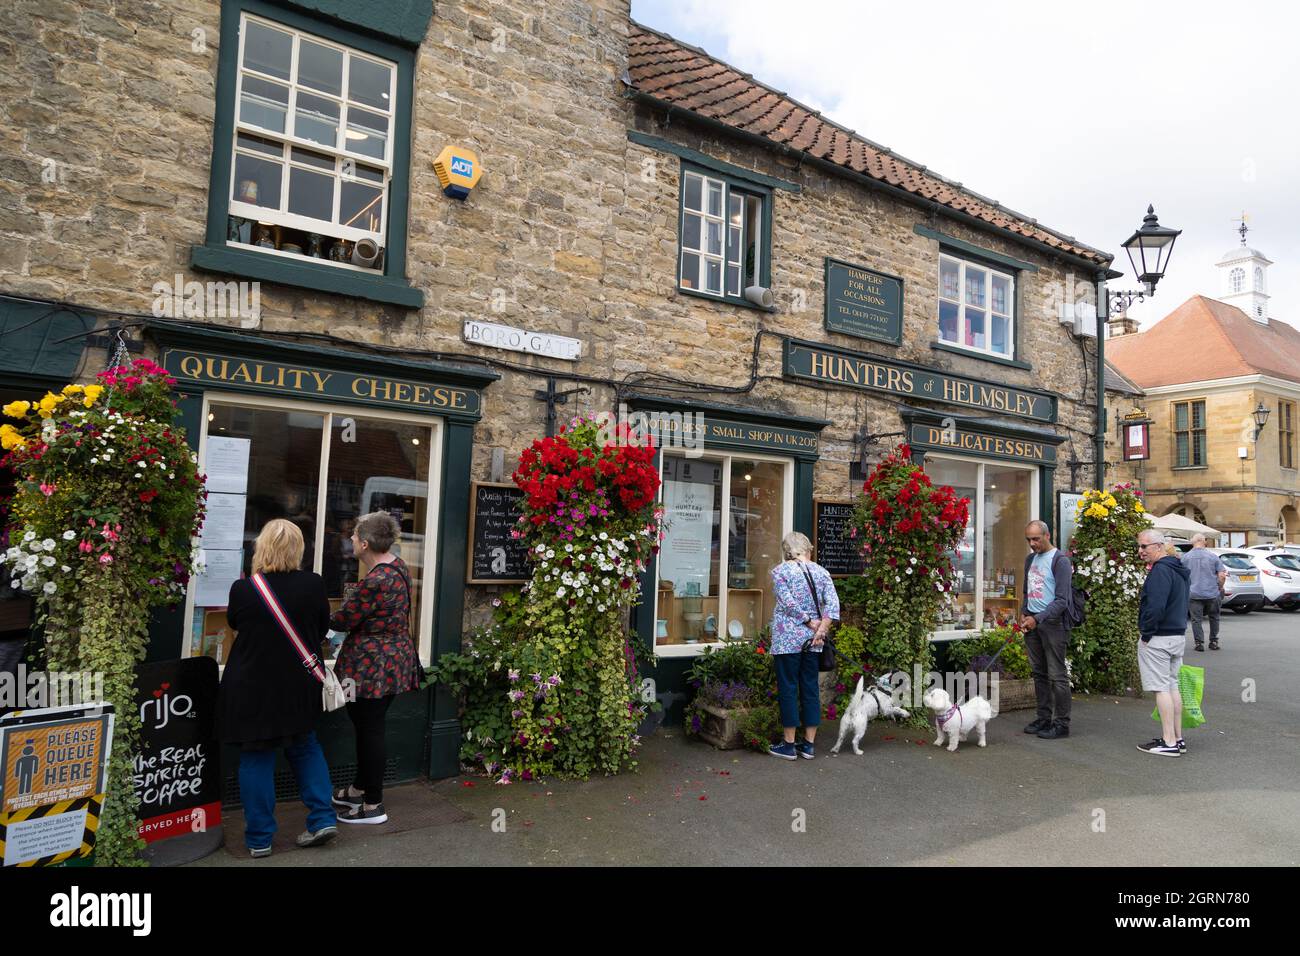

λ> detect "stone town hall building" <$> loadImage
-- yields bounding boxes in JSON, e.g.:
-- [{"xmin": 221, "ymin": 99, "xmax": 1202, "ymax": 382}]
[{"xmin": 0, "ymin": 1, "xmax": 1124, "ymax": 784}]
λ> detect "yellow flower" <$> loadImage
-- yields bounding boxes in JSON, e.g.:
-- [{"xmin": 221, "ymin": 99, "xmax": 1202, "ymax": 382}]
[
  {"xmin": 82, "ymin": 384, "xmax": 105, "ymax": 407},
  {"xmin": 1135, "ymin": 502, "xmax": 1145, "ymax": 513},
  {"xmin": 1085, "ymin": 503, "xmax": 1109, "ymax": 519},
  {"xmin": 36, "ymin": 392, "xmax": 64, "ymax": 417},
  {"xmin": 0, "ymin": 424, "xmax": 25, "ymax": 451},
  {"xmin": 1102, "ymin": 494, "xmax": 1117, "ymax": 507},
  {"xmin": 61, "ymin": 383, "xmax": 84, "ymax": 395},
  {"xmin": 2, "ymin": 400, "xmax": 30, "ymax": 419}
]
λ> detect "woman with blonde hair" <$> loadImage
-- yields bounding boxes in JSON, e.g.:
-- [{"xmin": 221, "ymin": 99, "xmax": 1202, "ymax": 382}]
[
  {"xmin": 218, "ymin": 518, "xmax": 336, "ymax": 857},
  {"xmin": 767, "ymin": 531, "xmax": 840, "ymax": 760},
  {"xmin": 328, "ymin": 511, "xmax": 419, "ymax": 825}
]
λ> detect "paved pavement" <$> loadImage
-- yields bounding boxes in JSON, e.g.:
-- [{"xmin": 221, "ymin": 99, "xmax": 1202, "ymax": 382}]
[{"xmin": 193, "ymin": 608, "xmax": 1300, "ymax": 866}]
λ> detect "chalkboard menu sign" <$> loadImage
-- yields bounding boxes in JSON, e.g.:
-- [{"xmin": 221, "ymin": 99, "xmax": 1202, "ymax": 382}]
[
  {"xmin": 814, "ymin": 499, "xmax": 865, "ymax": 577},
  {"xmin": 467, "ymin": 482, "xmax": 531, "ymax": 584}
]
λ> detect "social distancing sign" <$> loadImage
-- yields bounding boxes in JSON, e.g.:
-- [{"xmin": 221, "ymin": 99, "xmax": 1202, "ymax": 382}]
[{"xmin": 0, "ymin": 703, "xmax": 113, "ymax": 867}]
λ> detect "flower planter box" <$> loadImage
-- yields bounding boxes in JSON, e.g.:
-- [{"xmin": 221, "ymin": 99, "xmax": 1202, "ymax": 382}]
[
  {"xmin": 993, "ymin": 677, "xmax": 1037, "ymax": 712},
  {"xmin": 694, "ymin": 701, "xmax": 750, "ymax": 750}
]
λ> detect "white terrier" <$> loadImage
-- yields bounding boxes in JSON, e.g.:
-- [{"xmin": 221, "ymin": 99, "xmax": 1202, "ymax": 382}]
[
  {"xmin": 924, "ymin": 686, "xmax": 996, "ymax": 752},
  {"xmin": 830, "ymin": 676, "xmax": 911, "ymax": 756}
]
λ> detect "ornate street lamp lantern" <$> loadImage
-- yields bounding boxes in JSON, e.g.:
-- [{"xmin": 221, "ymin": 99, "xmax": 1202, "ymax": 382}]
[
  {"xmin": 1109, "ymin": 205, "xmax": 1182, "ymax": 313},
  {"xmin": 1253, "ymin": 401, "xmax": 1271, "ymax": 440}
]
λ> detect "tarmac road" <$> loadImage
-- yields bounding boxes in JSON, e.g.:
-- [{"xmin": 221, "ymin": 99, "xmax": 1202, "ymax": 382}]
[{"xmin": 193, "ymin": 607, "xmax": 1300, "ymax": 867}]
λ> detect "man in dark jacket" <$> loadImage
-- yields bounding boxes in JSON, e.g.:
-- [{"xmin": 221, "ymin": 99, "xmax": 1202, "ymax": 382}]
[
  {"xmin": 1136, "ymin": 529, "xmax": 1191, "ymax": 757},
  {"xmin": 1019, "ymin": 521, "xmax": 1075, "ymax": 739}
]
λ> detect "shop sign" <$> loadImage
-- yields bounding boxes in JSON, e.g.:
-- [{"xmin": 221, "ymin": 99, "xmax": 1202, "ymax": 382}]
[
  {"xmin": 824, "ymin": 258, "xmax": 904, "ymax": 346},
  {"xmin": 163, "ymin": 348, "xmax": 481, "ymax": 417},
  {"xmin": 463, "ymin": 319, "xmax": 582, "ymax": 361},
  {"xmin": 1122, "ymin": 420, "xmax": 1150, "ymax": 461},
  {"xmin": 132, "ymin": 658, "xmax": 222, "ymax": 858},
  {"xmin": 784, "ymin": 338, "xmax": 1056, "ymax": 423},
  {"xmin": 909, "ymin": 423, "xmax": 1056, "ymax": 464},
  {"xmin": 0, "ymin": 702, "xmax": 114, "ymax": 867},
  {"xmin": 653, "ymin": 415, "xmax": 820, "ymax": 457}
]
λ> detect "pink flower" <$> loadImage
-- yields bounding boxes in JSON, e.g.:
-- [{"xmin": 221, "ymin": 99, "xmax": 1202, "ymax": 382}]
[
  {"xmin": 78, "ymin": 541, "xmax": 93, "ymax": 553},
  {"xmin": 39, "ymin": 483, "xmax": 57, "ymax": 497},
  {"xmin": 99, "ymin": 554, "xmax": 113, "ymax": 564}
]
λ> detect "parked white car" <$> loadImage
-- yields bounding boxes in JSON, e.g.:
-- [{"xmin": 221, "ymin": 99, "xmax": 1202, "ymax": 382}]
[
  {"xmin": 1246, "ymin": 549, "xmax": 1300, "ymax": 611},
  {"xmin": 1209, "ymin": 549, "xmax": 1267, "ymax": 614},
  {"xmin": 1244, "ymin": 543, "xmax": 1300, "ymax": 559}
]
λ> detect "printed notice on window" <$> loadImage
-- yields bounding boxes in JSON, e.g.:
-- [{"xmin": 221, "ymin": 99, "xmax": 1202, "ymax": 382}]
[
  {"xmin": 194, "ymin": 549, "xmax": 243, "ymax": 607},
  {"xmin": 200, "ymin": 493, "xmax": 247, "ymax": 552},
  {"xmin": 205, "ymin": 436, "xmax": 251, "ymax": 494}
]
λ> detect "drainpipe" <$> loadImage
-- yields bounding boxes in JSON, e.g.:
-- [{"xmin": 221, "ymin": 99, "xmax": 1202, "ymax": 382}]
[{"xmin": 1095, "ymin": 271, "xmax": 1109, "ymax": 490}]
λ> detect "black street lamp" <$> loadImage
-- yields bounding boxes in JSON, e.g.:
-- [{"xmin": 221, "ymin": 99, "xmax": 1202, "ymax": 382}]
[
  {"xmin": 1253, "ymin": 401, "xmax": 1271, "ymax": 441},
  {"xmin": 1109, "ymin": 205, "xmax": 1182, "ymax": 313}
]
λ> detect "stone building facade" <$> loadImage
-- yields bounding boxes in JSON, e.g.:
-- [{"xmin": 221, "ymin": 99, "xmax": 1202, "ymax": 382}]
[{"xmin": 1, "ymin": 0, "xmax": 1119, "ymax": 780}]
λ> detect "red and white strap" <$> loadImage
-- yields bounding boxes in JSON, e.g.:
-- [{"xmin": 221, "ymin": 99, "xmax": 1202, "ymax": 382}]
[{"xmin": 251, "ymin": 573, "xmax": 327, "ymax": 684}]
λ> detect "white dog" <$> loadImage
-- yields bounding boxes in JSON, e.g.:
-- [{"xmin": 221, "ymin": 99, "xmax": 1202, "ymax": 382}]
[
  {"xmin": 830, "ymin": 676, "xmax": 911, "ymax": 756},
  {"xmin": 924, "ymin": 686, "xmax": 996, "ymax": 752}
]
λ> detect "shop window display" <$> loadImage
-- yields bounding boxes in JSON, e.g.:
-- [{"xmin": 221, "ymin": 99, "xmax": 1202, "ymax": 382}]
[
  {"xmin": 655, "ymin": 452, "xmax": 789, "ymax": 652},
  {"xmin": 188, "ymin": 399, "xmax": 436, "ymax": 665}
]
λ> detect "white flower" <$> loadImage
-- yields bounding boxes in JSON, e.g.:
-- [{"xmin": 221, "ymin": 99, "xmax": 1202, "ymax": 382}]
[
  {"xmin": 43, "ymin": 581, "xmax": 57, "ymax": 594},
  {"xmin": 22, "ymin": 531, "xmax": 35, "ymax": 543},
  {"xmin": 41, "ymin": 556, "xmax": 56, "ymax": 568},
  {"xmin": 42, "ymin": 539, "xmax": 56, "ymax": 551},
  {"xmin": 556, "ymin": 587, "xmax": 566, "ymax": 597},
  {"xmin": 61, "ymin": 565, "xmax": 71, "ymax": 573},
  {"xmin": 62, "ymin": 530, "xmax": 75, "ymax": 541},
  {"xmin": 599, "ymin": 532, "xmax": 608, "ymax": 541}
]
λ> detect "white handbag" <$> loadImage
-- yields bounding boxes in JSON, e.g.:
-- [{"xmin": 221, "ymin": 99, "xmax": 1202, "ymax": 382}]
[{"xmin": 251, "ymin": 573, "xmax": 349, "ymax": 712}]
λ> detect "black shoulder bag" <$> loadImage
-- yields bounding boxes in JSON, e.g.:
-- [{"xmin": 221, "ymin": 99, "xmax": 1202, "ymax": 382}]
[{"xmin": 798, "ymin": 563, "xmax": 837, "ymax": 672}]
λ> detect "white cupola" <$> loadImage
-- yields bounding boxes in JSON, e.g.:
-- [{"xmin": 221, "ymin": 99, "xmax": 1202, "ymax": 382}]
[{"xmin": 1217, "ymin": 218, "xmax": 1271, "ymax": 323}]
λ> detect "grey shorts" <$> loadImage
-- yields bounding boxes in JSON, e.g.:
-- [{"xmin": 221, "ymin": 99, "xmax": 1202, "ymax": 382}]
[{"xmin": 1138, "ymin": 634, "xmax": 1185, "ymax": 692}]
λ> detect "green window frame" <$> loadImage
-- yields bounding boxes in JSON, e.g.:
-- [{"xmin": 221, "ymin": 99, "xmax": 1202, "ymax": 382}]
[
  {"xmin": 191, "ymin": 0, "xmax": 422, "ymax": 308},
  {"xmin": 1173, "ymin": 399, "xmax": 1207, "ymax": 468},
  {"xmin": 676, "ymin": 162, "xmax": 773, "ymax": 308}
]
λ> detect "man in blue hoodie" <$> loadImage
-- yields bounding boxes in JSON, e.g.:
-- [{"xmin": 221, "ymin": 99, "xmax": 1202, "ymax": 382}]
[{"xmin": 1135, "ymin": 529, "xmax": 1191, "ymax": 757}]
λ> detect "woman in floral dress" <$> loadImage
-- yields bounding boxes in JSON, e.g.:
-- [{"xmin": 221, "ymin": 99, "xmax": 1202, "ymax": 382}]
[{"xmin": 329, "ymin": 511, "xmax": 419, "ymax": 824}]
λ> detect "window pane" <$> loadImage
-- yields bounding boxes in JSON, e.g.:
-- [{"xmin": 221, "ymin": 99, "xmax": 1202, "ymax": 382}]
[
  {"xmin": 237, "ymin": 132, "xmax": 283, "ymax": 156},
  {"xmin": 321, "ymin": 415, "xmax": 431, "ymax": 661},
  {"xmin": 657, "ymin": 456, "xmax": 723, "ymax": 648},
  {"xmin": 743, "ymin": 194, "xmax": 761, "ymax": 287},
  {"xmin": 295, "ymin": 92, "xmax": 340, "ymax": 148},
  {"xmin": 940, "ymin": 258, "xmax": 960, "ymax": 300},
  {"xmin": 1175, "ymin": 403, "xmax": 1188, "ymax": 430},
  {"xmin": 983, "ymin": 465, "xmax": 1033, "ymax": 628},
  {"xmin": 939, "ymin": 300, "xmax": 959, "ymax": 342},
  {"xmin": 288, "ymin": 166, "xmax": 335, "ymax": 222},
  {"xmin": 340, "ymin": 177, "xmax": 384, "ymax": 233},
  {"xmin": 298, "ymin": 39, "xmax": 343, "ymax": 96},
  {"xmin": 991, "ymin": 274, "xmax": 1010, "ymax": 315},
  {"xmin": 707, "ymin": 181, "xmax": 723, "ymax": 217},
  {"xmin": 726, "ymin": 226, "xmax": 741, "ymax": 265},
  {"xmin": 240, "ymin": 75, "xmax": 289, "ymax": 133},
  {"xmin": 728, "ymin": 460, "xmax": 785, "ymax": 642},
  {"xmin": 683, "ymin": 174, "xmax": 703, "ymax": 212},
  {"xmin": 728, "ymin": 193, "xmax": 743, "ymax": 225},
  {"xmin": 232, "ymin": 152, "xmax": 282, "ymax": 209},
  {"xmin": 191, "ymin": 405, "xmax": 324, "ymax": 664},
  {"xmin": 345, "ymin": 106, "xmax": 388, "ymax": 159},
  {"xmin": 726, "ymin": 264, "xmax": 740, "ymax": 297},
  {"xmin": 965, "ymin": 267, "xmax": 985, "ymax": 307},
  {"xmin": 966, "ymin": 309, "xmax": 985, "ymax": 349},
  {"xmin": 1176, "ymin": 433, "xmax": 1189, "ymax": 467},
  {"xmin": 680, "ymin": 251, "xmax": 699, "ymax": 289},
  {"xmin": 1192, "ymin": 402, "xmax": 1205, "ymax": 428},
  {"xmin": 1193, "ymin": 432, "xmax": 1206, "ymax": 465},
  {"xmin": 705, "ymin": 258, "xmax": 722, "ymax": 294},
  {"xmin": 926, "ymin": 457, "xmax": 978, "ymax": 632},
  {"xmin": 705, "ymin": 219, "xmax": 722, "ymax": 256},
  {"xmin": 682, "ymin": 213, "xmax": 701, "ymax": 251},
  {"xmin": 242, "ymin": 20, "xmax": 292, "ymax": 80},
  {"xmin": 291, "ymin": 147, "xmax": 334, "ymax": 170},
  {"xmin": 991, "ymin": 314, "xmax": 1008, "ymax": 354},
  {"xmin": 348, "ymin": 56, "xmax": 392, "ymax": 110}
]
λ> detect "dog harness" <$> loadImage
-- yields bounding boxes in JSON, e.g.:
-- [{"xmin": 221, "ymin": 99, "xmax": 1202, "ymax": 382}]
[{"xmin": 936, "ymin": 703, "xmax": 962, "ymax": 729}]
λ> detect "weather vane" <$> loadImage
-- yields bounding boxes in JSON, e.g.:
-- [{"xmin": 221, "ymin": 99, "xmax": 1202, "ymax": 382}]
[{"xmin": 1234, "ymin": 211, "xmax": 1249, "ymax": 245}]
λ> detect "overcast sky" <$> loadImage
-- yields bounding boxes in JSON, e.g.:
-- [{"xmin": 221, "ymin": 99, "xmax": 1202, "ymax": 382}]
[{"xmin": 631, "ymin": 0, "xmax": 1300, "ymax": 333}]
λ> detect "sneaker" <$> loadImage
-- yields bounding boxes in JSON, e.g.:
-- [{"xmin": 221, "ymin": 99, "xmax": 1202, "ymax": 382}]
[
  {"xmin": 1023, "ymin": 717, "xmax": 1051, "ymax": 734},
  {"xmin": 248, "ymin": 845, "xmax": 272, "ymax": 859},
  {"xmin": 338, "ymin": 802, "xmax": 388, "ymax": 825},
  {"xmin": 331, "ymin": 786, "xmax": 362, "ymax": 810},
  {"xmin": 1137, "ymin": 739, "xmax": 1181, "ymax": 757},
  {"xmin": 295, "ymin": 824, "xmax": 338, "ymax": 848},
  {"xmin": 797, "ymin": 741, "xmax": 815, "ymax": 759},
  {"xmin": 1209, "ymin": 642, "xmax": 1220, "ymax": 651},
  {"xmin": 1036, "ymin": 722, "xmax": 1069, "ymax": 739},
  {"xmin": 1194, "ymin": 644, "xmax": 1204, "ymax": 652},
  {"xmin": 768, "ymin": 742, "xmax": 798, "ymax": 760},
  {"xmin": 1176, "ymin": 738, "xmax": 1187, "ymax": 753}
]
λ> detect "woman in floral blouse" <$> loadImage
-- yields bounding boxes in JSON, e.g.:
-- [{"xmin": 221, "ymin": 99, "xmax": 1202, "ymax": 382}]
[
  {"xmin": 329, "ymin": 511, "xmax": 418, "ymax": 824},
  {"xmin": 768, "ymin": 531, "xmax": 841, "ymax": 760}
]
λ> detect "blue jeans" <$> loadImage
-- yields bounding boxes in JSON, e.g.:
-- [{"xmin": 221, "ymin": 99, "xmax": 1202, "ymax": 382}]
[
  {"xmin": 774, "ymin": 651, "xmax": 821, "ymax": 729},
  {"xmin": 238, "ymin": 732, "xmax": 336, "ymax": 849}
]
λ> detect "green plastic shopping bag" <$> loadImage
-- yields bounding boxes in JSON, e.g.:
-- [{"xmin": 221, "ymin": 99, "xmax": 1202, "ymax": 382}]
[{"xmin": 1151, "ymin": 664, "xmax": 1206, "ymax": 728}]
